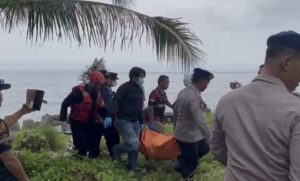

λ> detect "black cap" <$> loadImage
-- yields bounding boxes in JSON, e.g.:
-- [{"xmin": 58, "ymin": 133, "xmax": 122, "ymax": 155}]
[
  {"xmin": 108, "ymin": 72, "xmax": 119, "ymax": 80},
  {"xmin": 193, "ymin": 68, "xmax": 214, "ymax": 80},
  {"xmin": 100, "ymin": 69, "xmax": 110, "ymax": 78},
  {"xmin": 267, "ymin": 31, "xmax": 300, "ymax": 51},
  {"xmin": 0, "ymin": 79, "xmax": 11, "ymax": 90}
]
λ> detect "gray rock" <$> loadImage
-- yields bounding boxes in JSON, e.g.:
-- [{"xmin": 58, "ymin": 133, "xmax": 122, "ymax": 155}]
[
  {"xmin": 22, "ymin": 119, "xmax": 35, "ymax": 129},
  {"xmin": 9, "ymin": 121, "xmax": 20, "ymax": 132},
  {"xmin": 41, "ymin": 114, "xmax": 61, "ymax": 126},
  {"xmin": 61, "ymin": 122, "xmax": 72, "ymax": 135}
]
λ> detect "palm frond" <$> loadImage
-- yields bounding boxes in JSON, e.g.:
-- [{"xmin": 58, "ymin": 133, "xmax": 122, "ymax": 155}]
[
  {"xmin": 80, "ymin": 57, "xmax": 106, "ymax": 82},
  {"xmin": 111, "ymin": 0, "xmax": 135, "ymax": 8},
  {"xmin": 153, "ymin": 17, "xmax": 206, "ymax": 70},
  {"xmin": 0, "ymin": 0, "xmax": 205, "ymax": 70}
]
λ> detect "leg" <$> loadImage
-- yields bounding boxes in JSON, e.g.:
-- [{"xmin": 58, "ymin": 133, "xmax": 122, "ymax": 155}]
[
  {"xmin": 176, "ymin": 140, "xmax": 199, "ymax": 180},
  {"xmin": 112, "ymin": 119, "xmax": 139, "ymax": 170},
  {"xmin": 70, "ymin": 121, "xmax": 88, "ymax": 156},
  {"xmin": 198, "ymin": 139, "xmax": 210, "ymax": 159},
  {"xmin": 104, "ymin": 123, "xmax": 120, "ymax": 157},
  {"xmin": 127, "ymin": 121, "xmax": 140, "ymax": 171},
  {"xmin": 87, "ymin": 122, "xmax": 103, "ymax": 158}
]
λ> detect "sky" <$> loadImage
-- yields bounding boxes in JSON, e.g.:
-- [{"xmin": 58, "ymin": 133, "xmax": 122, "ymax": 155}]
[{"xmin": 0, "ymin": 0, "xmax": 300, "ymax": 72}]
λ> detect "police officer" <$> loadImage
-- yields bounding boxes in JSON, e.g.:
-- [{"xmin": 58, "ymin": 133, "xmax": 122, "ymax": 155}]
[
  {"xmin": 60, "ymin": 71, "xmax": 106, "ymax": 158},
  {"xmin": 211, "ymin": 31, "xmax": 300, "ymax": 181},
  {"xmin": 173, "ymin": 68, "xmax": 213, "ymax": 180},
  {"xmin": 99, "ymin": 70, "xmax": 120, "ymax": 158}
]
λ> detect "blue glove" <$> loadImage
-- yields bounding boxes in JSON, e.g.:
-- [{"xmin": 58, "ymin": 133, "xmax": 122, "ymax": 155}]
[
  {"xmin": 103, "ymin": 117, "xmax": 112, "ymax": 129},
  {"xmin": 140, "ymin": 123, "xmax": 144, "ymax": 130},
  {"xmin": 138, "ymin": 123, "xmax": 144, "ymax": 133}
]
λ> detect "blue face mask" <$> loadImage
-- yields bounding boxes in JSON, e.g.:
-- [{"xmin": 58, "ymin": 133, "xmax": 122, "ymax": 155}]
[{"xmin": 138, "ymin": 78, "xmax": 144, "ymax": 85}]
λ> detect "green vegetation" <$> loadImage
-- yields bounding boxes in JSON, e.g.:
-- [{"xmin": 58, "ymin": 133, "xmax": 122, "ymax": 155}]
[{"xmin": 13, "ymin": 113, "xmax": 224, "ymax": 180}]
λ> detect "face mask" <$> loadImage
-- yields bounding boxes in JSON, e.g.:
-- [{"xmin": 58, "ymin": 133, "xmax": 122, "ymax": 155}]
[
  {"xmin": 111, "ymin": 81, "xmax": 117, "ymax": 87},
  {"xmin": 138, "ymin": 78, "xmax": 144, "ymax": 85}
]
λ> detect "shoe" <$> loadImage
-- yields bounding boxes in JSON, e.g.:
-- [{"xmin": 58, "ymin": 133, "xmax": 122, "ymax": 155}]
[{"xmin": 112, "ymin": 151, "xmax": 123, "ymax": 162}]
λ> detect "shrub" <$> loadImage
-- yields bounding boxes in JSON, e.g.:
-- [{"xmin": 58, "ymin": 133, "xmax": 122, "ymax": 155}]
[
  {"xmin": 13, "ymin": 129, "xmax": 49, "ymax": 152},
  {"xmin": 13, "ymin": 126, "xmax": 68, "ymax": 152}
]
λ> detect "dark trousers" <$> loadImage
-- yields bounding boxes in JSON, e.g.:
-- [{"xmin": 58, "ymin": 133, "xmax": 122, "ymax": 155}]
[
  {"xmin": 176, "ymin": 139, "xmax": 210, "ymax": 180},
  {"xmin": 70, "ymin": 120, "xmax": 120, "ymax": 158},
  {"xmin": 102, "ymin": 124, "xmax": 120, "ymax": 157},
  {"xmin": 70, "ymin": 121, "xmax": 102, "ymax": 158}
]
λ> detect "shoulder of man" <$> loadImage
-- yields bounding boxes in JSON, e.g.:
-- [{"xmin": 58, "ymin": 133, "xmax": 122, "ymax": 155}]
[{"xmin": 149, "ymin": 88, "xmax": 160, "ymax": 98}]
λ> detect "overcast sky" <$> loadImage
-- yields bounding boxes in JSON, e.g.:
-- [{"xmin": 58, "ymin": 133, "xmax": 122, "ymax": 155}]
[{"xmin": 0, "ymin": 0, "xmax": 299, "ymax": 72}]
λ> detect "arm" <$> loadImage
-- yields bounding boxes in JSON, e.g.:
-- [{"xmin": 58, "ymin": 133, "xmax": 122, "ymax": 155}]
[
  {"xmin": 106, "ymin": 84, "xmax": 126, "ymax": 114},
  {"xmin": 210, "ymin": 113, "xmax": 227, "ymax": 166},
  {"xmin": 147, "ymin": 91, "xmax": 158, "ymax": 122},
  {"xmin": 0, "ymin": 149, "xmax": 28, "ymax": 181},
  {"xmin": 59, "ymin": 90, "xmax": 82, "ymax": 121},
  {"xmin": 165, "ymin": 95, "xmax": 173, "ymax": 109},
  {"xmin": 189, "ymin": 98, "xmax": 211, "ymax": 142},
  {"xmin": 166, "ymin": 100, "xmax": 173, "ymax": 109},
  {"xmin": 289, "ymin": 116, "xmax": 300, "ymax": 180},
  {"xmin": 4, "ymin": 105, "xmax": 33, "ymax": 128}
]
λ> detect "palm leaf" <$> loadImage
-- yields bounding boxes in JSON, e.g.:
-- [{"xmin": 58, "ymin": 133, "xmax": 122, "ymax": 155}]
[
  {"xmin": 80, "ymin": 57, "xmax": 106, "ymax": 82},
  {"xmin": 111, "ymin": 0, "xmax": 136, "ymax": 8},
  {"xmin": 0, "ymin": 0, "xmax": 204, "ymax": 70}
]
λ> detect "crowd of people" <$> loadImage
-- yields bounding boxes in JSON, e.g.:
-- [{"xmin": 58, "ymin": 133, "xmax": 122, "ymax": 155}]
[{"xmin": 0, "ymin": 30, "xmax": 300, "ymax": 181}]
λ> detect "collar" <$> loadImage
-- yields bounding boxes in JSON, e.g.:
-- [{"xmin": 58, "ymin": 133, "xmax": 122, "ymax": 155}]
[
  {"xmin": 252, "ymin": 74, "xmax": 287, "ymax": 89},
  {"xmin": 188, "ymin": 84, "xmax": 200, "ymax": 94},
  {"xmin": 156, "ymin": 86, "xmax": 165, "ymax": 93}
]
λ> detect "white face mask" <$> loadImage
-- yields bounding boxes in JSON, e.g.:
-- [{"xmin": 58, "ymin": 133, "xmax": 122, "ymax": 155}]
[{"xmin": 111, "ymin": 81, "xmax": 117, "ymax": 87}]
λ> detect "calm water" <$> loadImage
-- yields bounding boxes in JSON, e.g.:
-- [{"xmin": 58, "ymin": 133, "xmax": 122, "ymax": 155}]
[{"xmin": 0, "ymin": 69, "xmax": 288, "ymax": 122}]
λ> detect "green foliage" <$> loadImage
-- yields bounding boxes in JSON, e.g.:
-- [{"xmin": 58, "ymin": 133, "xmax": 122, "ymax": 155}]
[
  {"xmin": 13, "ymin": 129, "xmax": 50, "ymax": 152},
  {"xmin": 16, "ymin": 114, "xmax": 224, "ymax": 180},
  {"xmin": 18, "ymin": 150, "xmax": 224, "ymax": 181},
  {"xmin": 13, "ymin": 126, "xmax": 68, "ymax": 152}
]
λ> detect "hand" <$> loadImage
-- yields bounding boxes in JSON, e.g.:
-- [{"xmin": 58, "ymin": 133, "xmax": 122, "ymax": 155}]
[
  {"xmin": 229, "ymin": 81, "xmax": 242, "ymax": 89},
  {"xmin": 20, "ymin": 104, "xmax": 34, "ymax": 115},
  {"xmin": 103, "ymin": 117, "xmax": 112, "ymax": 129},
  {"xmin": 140, "ymin": 123, "xmax": 144, "ymax": 130}
]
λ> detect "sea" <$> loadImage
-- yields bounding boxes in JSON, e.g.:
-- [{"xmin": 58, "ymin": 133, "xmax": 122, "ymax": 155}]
[{"xmin": 0, "ymin": 70, "xmax": 297, "ymax": 124}]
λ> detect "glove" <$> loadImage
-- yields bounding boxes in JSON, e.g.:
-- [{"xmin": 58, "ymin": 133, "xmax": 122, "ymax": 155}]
[
  {"xmin": 140, "ymin": 123, "xmax": 144, "ymax": 130},
  {"xmin": 103, "ymin": 117, "xmax": 112, "ymax": 129},
  {"xmin": 138, "ymin": 123, "xmax": 144, "ymax": 133}
]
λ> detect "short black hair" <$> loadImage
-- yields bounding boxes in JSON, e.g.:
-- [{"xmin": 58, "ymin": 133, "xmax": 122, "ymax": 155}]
[
  {"xmin": 191, "ymin": 68, "xmax": 214, "ymax": 84},
  {"xmin": 158, "ymin": 75, "xmax": 169, "ymax": 84},
  {"xmin": 129, "ymin": 67, "xmax": 146, "ymax": 80},
  {"xmin": 266, "ymin": 45, "xmax": 289, "ymax": 59}
]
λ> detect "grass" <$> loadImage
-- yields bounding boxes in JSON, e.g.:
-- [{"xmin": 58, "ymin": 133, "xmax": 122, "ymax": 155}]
[{"xmin": 16, "ymin": 112, "xmax": 224, "ymax": 181}]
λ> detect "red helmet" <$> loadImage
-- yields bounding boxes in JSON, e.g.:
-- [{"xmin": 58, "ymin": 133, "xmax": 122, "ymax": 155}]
[{"xmin": 89, "ymin": 71, "xmax": 105, "ymax": 85}]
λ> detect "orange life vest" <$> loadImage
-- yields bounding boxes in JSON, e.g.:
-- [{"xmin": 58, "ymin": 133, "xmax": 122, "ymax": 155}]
[{"xmin": 70, "ymin": 85, "xmax": 104, "ymax": 123}]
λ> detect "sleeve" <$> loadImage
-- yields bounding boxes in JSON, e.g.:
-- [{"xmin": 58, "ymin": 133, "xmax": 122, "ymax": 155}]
[
  {"xmin": 189, "ymin": 97, "xmax": 211, "ymax": 142},
  {"xmin": 148, "ymin": 90, "xmax": 158, "ymax": 106},
  {"xmin": 59, "ymin": 89, "xmax": 83, "ymax": 121},
  {"xmin": 106, "ymin": 84, "xmax": 126, "ymax": 114},
  {"xmin": 0, "ymin": 122, "xmax": 11, "ymax": 154},
  {"xmin": 210, "ymin": 103, "xmax": 228, "ymax": 166},
  {"xmin": 0, "ymin": 144, "xmax": 11, "ymax": 154},
  {"xmin": 289, "ymin": 116, "xmax": 300, "ymax": 180}
]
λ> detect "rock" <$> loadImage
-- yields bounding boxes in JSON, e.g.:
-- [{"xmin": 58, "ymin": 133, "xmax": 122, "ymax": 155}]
[
  {"xmin": 22, "ymin": 119, "xmax": 35, "ymax": 129},
  {"xmin": 61, "ymin": 122, "xmax": 72, "ymax": 135},
  {"xmin": 41, "ymin": 114, "xmax": 61, "ymax": 126},
  {"xmin": 9, "ymin": 121, "xmax": 20, "ymax": 132}
]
